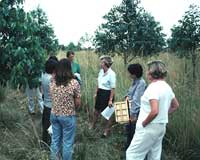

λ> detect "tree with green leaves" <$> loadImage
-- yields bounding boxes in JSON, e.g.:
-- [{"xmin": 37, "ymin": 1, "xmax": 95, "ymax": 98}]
[
  {"xmin": 30, "ymin": 7, "xmax": 59, "ymax": 55},
  {"xmin": 168, "ymin": 4, "xmax": 200, "ymax": 79},
  {"xmin": 0, "ymin": 0, "xmax": 58, "ymax": 88},
  {"xmin": 66, "ymin": 42, "xmax": 79, "ymax": 51},
  {"xmin": 94, "ymin": 0, "xmax": 165, "ymax": 64}
]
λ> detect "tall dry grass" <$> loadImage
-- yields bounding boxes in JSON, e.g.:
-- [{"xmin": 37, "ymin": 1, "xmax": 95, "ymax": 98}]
[
  {"xmin": 68, "ymin": 50, "xmax": 200, "ymax": 160},
  {"xmin": 0, "ymin": 50, "xmax": 199, "ymax": 160},
  {"xmin": 0, "ymin": 87, "xmax": 49, "ymax": 160}
]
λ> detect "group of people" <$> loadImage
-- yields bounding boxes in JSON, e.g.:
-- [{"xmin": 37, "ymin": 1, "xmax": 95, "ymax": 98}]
[
  {"xmin": 90, "ymin": 56, "xmax": 179, "ymax": 160},
  {"xmin": 25, "ymin": 51, "xmax": 179, "ymax": 160},
  {"xmin": 25, "ymin": 51, "xmax": 81, "ymax": 160},
  {"xmin": 125, "ymin": 61, "xmax": 179, "ymax": 160}
]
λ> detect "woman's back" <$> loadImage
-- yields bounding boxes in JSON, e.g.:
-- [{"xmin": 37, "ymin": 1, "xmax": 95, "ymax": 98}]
[
  {"xmin": 50, "ymin": 78, "xmax": 80, "ymax": 116},
  {"xmin": 138, "ymin": 80, "xmax": 175, "ymax": 124}
]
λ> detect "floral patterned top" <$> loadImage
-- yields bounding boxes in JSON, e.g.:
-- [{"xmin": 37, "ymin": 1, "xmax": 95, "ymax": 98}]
[{"xmin": 50, "ymin": 78, "xmax": 81, "ymax": 116}]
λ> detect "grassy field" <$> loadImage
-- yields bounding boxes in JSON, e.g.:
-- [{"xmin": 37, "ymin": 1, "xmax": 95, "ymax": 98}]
[{"xmin": 0, "ymin": 50, "xmax": 200, "ymax": 160}]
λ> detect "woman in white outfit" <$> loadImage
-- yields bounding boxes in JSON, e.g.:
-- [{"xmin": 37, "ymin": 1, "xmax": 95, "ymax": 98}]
[{"xmin": 126, "ymin": 60, "xmax": 179, "ymax": 160}]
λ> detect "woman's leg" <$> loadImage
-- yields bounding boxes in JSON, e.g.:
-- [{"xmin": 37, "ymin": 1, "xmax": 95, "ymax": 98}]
[
  {"xmin": 91, "ymin": 89, "xmax": 108, "ymax": 129},
  {"xmin": 126, "ymin": 125, "xmax": 151, "ymax": 160},
  {"xmin": 26, "ymin": 86, "xmax": 35, "ymax": 114},
  {"xmin": 91, "ymin": 109, "xmax": 100, "ymax": 129},
  {"xmin": 126, "ymin": 123, "xmax": 166, "ymax": 160},
  {"xmin": 147, "ymin": 124, "xmax": 166, "ymax": 160},
  {"xmin": 61, "ymin": 115, "xmax": 76, "ymax": 160},
  {"xmin": 42, "ymin": 106, "xmax": 51, "ymax": 146},
  {"xmin": 125, "ymin": 121, "xmax": 136, "ymax": 149},
  {"xmin": 50, "ymin": 114, "xmax": 62, "ymax": 160},
  {"xmin": 36, "ymin": 87, "xmax": 44, "ymax": 113},
  {"xmin": 103, "ymin": 117, "xmax": 113, "ymax": 136}
]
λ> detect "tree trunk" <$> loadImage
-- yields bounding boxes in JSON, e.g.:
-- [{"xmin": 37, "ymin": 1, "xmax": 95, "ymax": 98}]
[
  {"xmin": 123, "ymin": 52, "xmax": 128, "ymax": 65},
  {"xmin": 191, "ymin": 51, "xmax": 197, "ymax": 81},
  {"xmin": 184, "ymin": 57, "xmax": 187, "ymax": 73}
]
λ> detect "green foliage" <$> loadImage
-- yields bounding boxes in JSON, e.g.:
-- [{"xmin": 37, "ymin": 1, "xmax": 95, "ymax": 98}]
[
  {"xmin": 65, "ymin": 42, "xmax": 82, "ymax": 51},
  {"xmin": 30, "ymin": 7, "xmax": 59, "ymax": 54},
  {"xmin": 0, "ymin": 86, "xmax": 6, "ymax": 103},
  {"xmin": 168, "ymin": 4, "xmax": 200, "ymax": 54},
  {"xmin": 0, "ymin": 103, "xmax": 22, "ymax": 129},
  {"xmin": 0, "ymin": 0, "xmax": 58, "ymax": 88},
  {"xmin": 94, "ymin": 0, "xmax": 166, "ymax": 64},
  {"xmin": 168, "ymin": 4, "xmax": 200, "ymax": 79}
]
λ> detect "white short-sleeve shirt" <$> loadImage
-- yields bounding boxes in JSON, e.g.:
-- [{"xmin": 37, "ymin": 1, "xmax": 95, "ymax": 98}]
[
  {"xmin": 41, "ymin": 72, "xmax": 52, "ymax": 108},
  {"xmin": 98, "ymin": 68, "xmax": 116, "ymax": 90},
  {"xmin": 137, "ymin": 80, "xmax": 175, "ymax": 125}
]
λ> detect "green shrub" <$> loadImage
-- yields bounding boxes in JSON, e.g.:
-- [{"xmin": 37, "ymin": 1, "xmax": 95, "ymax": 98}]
[{"xmin": 0, "ymin": 86, "xmax": 6, "ymax": 103}]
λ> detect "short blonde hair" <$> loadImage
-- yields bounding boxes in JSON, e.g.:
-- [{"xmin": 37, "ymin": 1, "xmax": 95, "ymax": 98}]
[
  {"xmin": 100, "ymin": 55, "xmax": 113, "ymax": 67},
  {"xmin": 147, "ymin": 60, "xmax": 167, "ymax": 79}
]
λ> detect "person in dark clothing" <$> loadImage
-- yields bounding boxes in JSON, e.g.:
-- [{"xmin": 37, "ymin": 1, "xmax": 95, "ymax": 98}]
[{"xmin": 41, "ymin": 58, "xmax": 58, "ymax": 146}]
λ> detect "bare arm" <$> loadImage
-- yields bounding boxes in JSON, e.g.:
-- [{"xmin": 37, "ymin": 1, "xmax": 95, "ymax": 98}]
[
  {"xmin": 95, "ymin": 86, "xmax": 99, "ymax": 95},
  {"xmin": 74, "ymin": 80, "xmax": 81, "ymax": 110},
  {"xmin": 108, "ymin": 88, "xmax": 115, "ymax": 107},
  {"xmin": 74, "ymin": 97, "xmax": 81, "ymax": 110},
  {"xmin": 142, "ymin": 99, "xmax": 159, "ymax": 127},
  {"xmin": 94, "ymin": 86, "xmax": 99, "ymax": 101},
  {"xmin": 168, "ymin": 98, "xmax": 179, "ymax": 114}
]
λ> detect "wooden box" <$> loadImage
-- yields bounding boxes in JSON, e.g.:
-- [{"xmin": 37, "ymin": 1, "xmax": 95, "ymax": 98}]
[{"xmin": 114, "ymin": 101, "xmax": 129, "ymax": 124}]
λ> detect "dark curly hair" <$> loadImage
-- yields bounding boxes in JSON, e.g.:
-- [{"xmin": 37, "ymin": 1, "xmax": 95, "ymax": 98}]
[
  {"xmin": 127, "ymin": 63, "xmax": 143, "ymax": 78},
  {"xmin": 45, "ymin": 59, "xmax": 58, "ymax": 74}
]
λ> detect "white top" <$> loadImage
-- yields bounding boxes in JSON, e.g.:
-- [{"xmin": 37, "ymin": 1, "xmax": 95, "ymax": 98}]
[
  {"xmin": 98, "ymin": 68, "xmax": 116, "ymax": 90},
  {"xmin": 41, "ymin": 73, "xmax": 52, "ymax": 108},
  {"xmin": 137, "ymin": 80, "xmax": 175, "ymax": 125}
]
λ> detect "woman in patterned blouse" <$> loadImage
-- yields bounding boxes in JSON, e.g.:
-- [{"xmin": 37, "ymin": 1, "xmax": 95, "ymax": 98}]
[{"xmin": 50, "ymin": 58, "xmax": 81, "ymax": 160}]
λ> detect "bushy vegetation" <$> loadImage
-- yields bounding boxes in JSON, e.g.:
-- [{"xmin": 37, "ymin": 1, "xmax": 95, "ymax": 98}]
[
  {"xmin": 0, "ymin": 0, "xmax": 58, "ymax": 88},
  {"xmin": 0, "ymin": 87, "xmax": 49, "ymax": 160},
  {"xmin": 0, "ymin": 86, "xmax": 6, "ymax": 103},
  {"xmin": 168, "ymin": 4, "xmax": 200, "ymax": 80}
]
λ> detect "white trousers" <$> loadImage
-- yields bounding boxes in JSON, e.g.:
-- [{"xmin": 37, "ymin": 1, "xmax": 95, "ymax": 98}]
[
  {"xmin": 26, "ymin": 86, "xmax": 43, "ymax": 114},
  {"xmin": 126, "ymin": 123, "xmax": 166, "ymax": 160}
]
